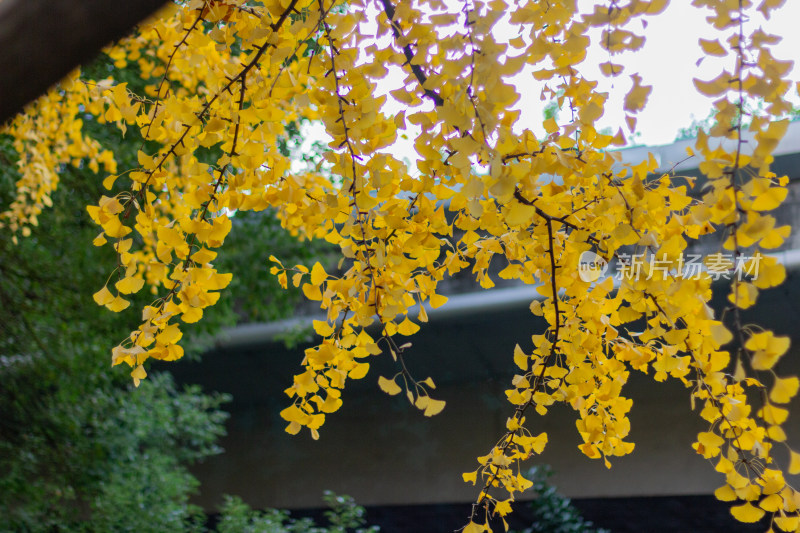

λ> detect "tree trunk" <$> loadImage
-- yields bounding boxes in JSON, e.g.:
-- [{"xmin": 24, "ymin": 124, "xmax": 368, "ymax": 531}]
[{"xmin": 0, "ymin": 0, "xmax": 170, "ymax": 124}]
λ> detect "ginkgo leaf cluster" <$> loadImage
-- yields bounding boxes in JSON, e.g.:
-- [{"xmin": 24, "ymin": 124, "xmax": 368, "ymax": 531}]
[{"xmin": 3, "ymin": 0, "xmax": 800, "ymax": 530}]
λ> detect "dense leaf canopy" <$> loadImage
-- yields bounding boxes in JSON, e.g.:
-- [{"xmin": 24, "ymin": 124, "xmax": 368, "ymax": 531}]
[{"xmin": 2, "ymin": 0, "xmax": 800, "ymax": 529}]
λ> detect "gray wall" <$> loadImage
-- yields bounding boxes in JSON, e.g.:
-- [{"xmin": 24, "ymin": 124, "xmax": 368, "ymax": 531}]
[{"xmin": 173, "ymin": 269, "xmax": 800, "ymax": 510}]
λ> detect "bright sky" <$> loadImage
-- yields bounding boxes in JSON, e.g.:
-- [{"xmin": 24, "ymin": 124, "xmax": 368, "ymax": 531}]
[
  {"xmin": 581, "ymin": 0, "xmax": 800, "ymax": 146},
  {"xmin": 301, "ymin": 1, "xmax": 800, "ymax": 165}
]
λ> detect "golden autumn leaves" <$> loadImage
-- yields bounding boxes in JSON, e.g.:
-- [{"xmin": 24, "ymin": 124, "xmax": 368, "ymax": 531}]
[
  {"xmin": 269, "ymin": 253, "xmax": 449, "ymax": 434},
  {"xmin": 2, "ymin": 0, "xmax": 800, "ymax": 530}
]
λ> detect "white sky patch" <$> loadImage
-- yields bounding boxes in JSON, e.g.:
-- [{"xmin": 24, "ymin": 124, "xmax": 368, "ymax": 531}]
[
  {"xmin": 310, "ymin": 1, "xmax": 800, "ymax": 168},
  {"xmin": 578, "ymin": 1, "xmax": 800, "ymax": 146}
]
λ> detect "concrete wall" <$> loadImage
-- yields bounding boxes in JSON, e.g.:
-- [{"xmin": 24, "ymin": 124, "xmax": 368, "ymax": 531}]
[{"xmin": 173, "ymin": 268, "xmax": 800, "ymax": 510}]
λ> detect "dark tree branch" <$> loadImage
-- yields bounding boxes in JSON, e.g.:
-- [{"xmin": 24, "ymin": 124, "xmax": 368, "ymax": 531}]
[
  {"xmin": 0, "ymin": 0, "xmax": 170, "ymax": 125},
  {"xmin": 378, "ymin": 0, "xmax": 443, "ymax": 107}
]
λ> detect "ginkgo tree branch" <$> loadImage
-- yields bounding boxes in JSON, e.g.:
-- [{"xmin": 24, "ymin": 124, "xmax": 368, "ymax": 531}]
[
  {"xmin": 378, "ymin": 0, "xmax": 444, "ymax": 106},
  {"xmin": 142, "ymin": 5, "xmax": 208, "ymax": 144},
  {"xmin": 134, "ymin": 0, "xmax": 301, "ymax": 199},
  {"xmin": 5, "ymin": 0, "xmax": 800, "ymax": 529},
  {"xmin": 0, "ymin": 0, "xmax": 169, "ymax": 124},
  {"xmin": 644, "ymin": 289, "xmax": 778, "ymax": 490},
  {"xmin": 319, "ymin": 0, "xmax": 433, "ymax": 406},
  {"xmin": 471, "ymin": 213, "xmax": 563, "ymax": 522}
]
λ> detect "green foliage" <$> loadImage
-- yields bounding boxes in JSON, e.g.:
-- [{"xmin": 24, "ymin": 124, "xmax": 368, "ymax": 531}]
[
  {"xmin": 319, "ymin": 492, "xmax": 379, "ymax": 533},
  {"xmin": 215, "ymin": 491, "xmax": 379, "ymax": 533},
  {"xmin": 542, "ymin": 100, "xmax": 560, "ymax": 122},
  {"xmin": 0, "ymin": 52, "xmax": 328, "ymax": 531},
  {"xmin": 0, "ymin": 366, "xmax": 228, "ymax": 532},
  {"xmin": 674, "ymin": 110, "xmax": 718, "ymax": 142},
  {"xmin": 512, "ymin": 466, "xmax": 609, "ymax": 533},
  {"xmin": 1, "ymin": 116, "xmax": 217, "ymax": 532},
  {"xmin": 675, "ymin": 100, "xmax": 800, "ymax": 141},
  {"xmin": 218, "ymin": 209, "xmax": 334, "ymax": 324}
]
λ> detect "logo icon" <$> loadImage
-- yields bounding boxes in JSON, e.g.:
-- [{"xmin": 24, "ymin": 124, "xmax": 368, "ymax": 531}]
[{"xmin": 578, "ymin": 251, "xmax": 608, "ymax": 282}]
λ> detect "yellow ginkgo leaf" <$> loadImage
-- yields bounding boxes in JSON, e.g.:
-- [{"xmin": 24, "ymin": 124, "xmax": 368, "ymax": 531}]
[
  {"xmin": 759, "ymin": 404, "xmax": 789, "ymax": 425},
  {"xmin": 513, "ymin": 344, "xmax": 528, "ymax": 370},
  {"xmin": 310, "ymin": 262, "xmax": 327, "ymax": 285},
  {"xmin": 698, "ymin": 38, "xmax": 727, "ymax": 56},
  {"xmin": 429, "ymin": 293, "xmax": 448, "ymax": 308},
  {"xmin": 397, "ymin": 317, "xmax": 420, "ymax": 336},
  {"xmin": 752, "ymin": 258, "xmax": 785, "ymax": 289},
  {"xmin": 115, "ymin": 276, "xmax": 144, "ymax": 294},
  {"xmin": 751, "ymin": 187, "xmax": 788, "ymax": 211},
  {"xmin": 181, "ymin": 306, "xmax": 203, "ymax": 323},
  {"xmin": 767, "ymin": 425, "xmax": 787, "ymax": 441},
  {"xmin": 106, "ymin": 295, "xmax": 130, "ymax": 312},
  {"xmin": 205, "ymin": 272, "xmax": 232, "ymax": 291},
  {"xmin": 103, "ymin": 216, "xmax": 131, "ymax": 238},
  {"xmin": 746, "ymin": 331, "xmax": 790, "ymax": 354},
  {"xmin": 543, "ymin": 117, "xmax": 558, "ymax": 134},
  {"xmin": 758, "ymin": 493, "xmax": 783, "ymax": 512},
  {"xmin": 728, "ymin": 282, "xmax": 758, "ymax": 310},
  {"xmin": 709, "ymin": 322, "xmax": 733, "ymax": 348},
  {"xmin": 747, "ymin": 331, "xmax": 790, "ymax": 370},
  {"xmin": 313, "ymin": 320, "xmax": 334, "ymax": 337},
  {"xmin": 348, "ymin": 362, "xmax": 369, "ymax": 380},
  {"xmin": 624, "ymin": 74, "xmax": 652, "ymax": 112},
  {"xmin": 131, "ymin": 365, "xmax": 147, "ymax": 387},
  {"xmin": 205, "ymin": 116, "xmax": 226, "ymax": 133},
  {"xmin": 752, "ymin": 350, "xmax": 782, "ymax": 371},
  {"xmin": 206, "ymin": 215, "xmax": 231, "ymax": 247},
  {"xmin": 789, "ymin": 450, "xmax": 800, "ymax": 475},
  {"xmin": 191, "ymin": 248, "xmax": 217, "ymax": 264},
  {"xmin": 612, "ymin": 224, "xmax": 638, "ymax": 245},
  {"xmin": 302, "ymin": 283, "xmax": 322, "ymax": 301},
  {"xmin": 156, "ymin": 323, "xmax": 182, "ymax": 345},
  {"xmin": 642, "ymin": 0, "xmax": 668, "ymax": 13},
  {"xmin": 378, "ymin": 376, "xmax": 401, "ymax": 395},
  {"xmin": 424, "ymin": 398, "xmax": 446, "ymax": 417},
  {"xmin": 599, "ymin": 61, "xmax": 623, "ymax": 77},
  {"xmin": 422, "ymin": 377, "xmax": 436, "ymax": 389},
  {"xmin": 697, "ymin": 431, "xmax": 724, "ymax": 458},
  {"xmin": 730, "ymin": 502, "xmax": 765, "ymax": 523},
  {"xmin": 760, "ymin": 225, "xmax": 791, "ymax": 249},
  {"xmin": 770, "ymin": 376, "xmax": 799, "ymax": 404},
  {"xmin": 414, "ymin": 395, "xmax": 429, "ymax": 410},
  {"xmin": 462, "ymin": 470, "xmax": 478, "ymax": 484},
  {"xmin": 693, "ymin": 71, "xmax": 730, "ymax": 97},
  {"xmin": 463, "ymin": 521, "xmax": 485, "ymax": 533},
  {"xmin": 505, "ymin": 201, "xmax": 536, "ymax": 227},
  {"xmin": 775, "ymin": 515, "xmax": 800, "ymax": 532},
  {"xmin": 494, "ymin": 499, "xmax": 513, "ymax": 516},
  {"xmin": 714, "ymin": 484, "xmax": 736, "ymax": 501},
  {"xmin": 93, "ymin": 285, "xmax": 115, "ymax": 306},
  {"xmin": 417, "ymin": 301, "xmax": 429, "ymax": 322}
]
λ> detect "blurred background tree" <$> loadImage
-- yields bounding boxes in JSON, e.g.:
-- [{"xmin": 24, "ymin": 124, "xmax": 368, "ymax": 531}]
[{"xmin": 0, "ymin": 48, "xmax": 329, "ymax": 531}]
